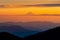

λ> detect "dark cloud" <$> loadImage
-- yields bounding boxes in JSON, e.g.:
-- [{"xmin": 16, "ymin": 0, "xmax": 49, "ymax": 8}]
[
  {"xmin": 0, "ymin": 4, "xmax": 60, "ymax": 8},
  {"xmin": 0, "ymin": 5, "xmax": 5, "ymax": 7},
  {"xmin": 23, "ymin": 4, "xmax": 60, "ymax": 7}
]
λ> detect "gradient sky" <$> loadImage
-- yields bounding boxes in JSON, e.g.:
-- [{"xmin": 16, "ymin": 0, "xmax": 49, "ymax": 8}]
[
  {"xmin": 0, "ymin": 7, "xmax": 60, "ymax": 23},
  {"xmin": 0, "ymin": 0, "xmax": 60, "ymax": 5},
  {"xmin": 0, "ymin": 0, "xmax": 60, "ymax": 15},
  {"xmin": 0, "ymin": 16, "xmax": 60, "ymax": 23},
  {"xmin": 0, "ymin": 0, "xmax": 60, "ymax": 22},
  {"xmin": 0, "ymin": 7, "xmax": 60, "ymax": 15}
]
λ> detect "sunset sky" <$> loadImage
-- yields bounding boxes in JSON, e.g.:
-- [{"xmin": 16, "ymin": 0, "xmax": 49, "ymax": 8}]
[
  {"xmin": 0, "ymin": 7, "xmax": 60, "ymax": 15},
  {"xmin": 0, "ymin": 0, "xmax": 60, "ymax": 5},
  {"xmin": 0, "ymin": 0, "xmax": 60, "ymax": 23},
  {"xmin": 0, "ymin": 0, "xmax": 60, "ymax": 15}
]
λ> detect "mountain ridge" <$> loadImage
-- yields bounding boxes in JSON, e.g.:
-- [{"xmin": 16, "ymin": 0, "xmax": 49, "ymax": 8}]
[
  {"xmin": 24, "ymin": 26, "xmax": 60, "ymax": 40},
  {"xmin": 0, "ymin": 21, "xmax": 59, "ymax": 38},
  {"xmin": 0, "ymin": 32, "xmax": 23, "ymax": 40}
]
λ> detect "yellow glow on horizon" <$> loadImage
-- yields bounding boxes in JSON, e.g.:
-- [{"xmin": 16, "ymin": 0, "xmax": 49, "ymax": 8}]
[{"xmin": 0, "ymin": 7, "xmax": 60, "ymax": 15}]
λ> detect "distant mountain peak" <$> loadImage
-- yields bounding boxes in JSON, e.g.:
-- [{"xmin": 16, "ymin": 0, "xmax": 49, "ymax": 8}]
[{"xmin": 25, "ymin": 12, "xmax": 35, "ymax": 16}]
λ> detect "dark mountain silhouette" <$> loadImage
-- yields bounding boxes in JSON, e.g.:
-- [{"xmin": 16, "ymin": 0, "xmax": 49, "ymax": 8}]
[
  {"xmin": 0, "ymin": 32, "xmax": 22, "ymax": 40},
  {"xmin": 1, "ymin": 26, "xmax": 60, "ymax": 40},
  {"xmin": 24, "ymin": 26, "xmax": 60, "ymax": 40},
  {"xmin": 0, "ymin": 23, "xmax": 37, "ymax": 37},
  {"xmin": 0, "ymin": 22, "xmax": 59, "ymax": 38}
]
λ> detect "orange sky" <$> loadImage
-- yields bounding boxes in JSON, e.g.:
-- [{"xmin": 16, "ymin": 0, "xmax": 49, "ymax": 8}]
[
  {"xmin": 0, "ymin": 7, "xmax": 60, "ymax": 15},
  {"xmin": 0, "ymin": 16, "xmax": 60, "ymax": 23},
  {"xmin": 0, "ymin": 6, "xmax": 60, "ymax": 23}
]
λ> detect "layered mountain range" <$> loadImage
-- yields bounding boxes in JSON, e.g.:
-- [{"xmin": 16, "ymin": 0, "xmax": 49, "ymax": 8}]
[
  {"xmin": 0, "ymin": 21, "xmax": 59, "ymax": 38},
  {"xmin": 0, "ymin": 26, "xmax": 60, "ymax": 40}
]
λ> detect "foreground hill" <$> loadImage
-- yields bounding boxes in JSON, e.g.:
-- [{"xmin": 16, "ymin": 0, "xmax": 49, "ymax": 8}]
[
  {"xmin": 24, "ymin": 26, "xmax": 60, "ymax": 40},
  {"xmin": 0, "ymin": 22, "xmax": 59, "ymax": 38},
  {"xmin": 0, "ymin": 32, "xmax": 22, "ymax": 40},
  {"xmin": 0, "ymin": 23, "xmax": 37, "ymax": 37},
  {"xmin": 0, "ymin": 26, "xmax": 60, "ymax": 40}
]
